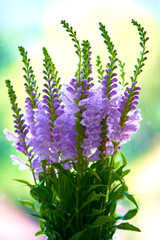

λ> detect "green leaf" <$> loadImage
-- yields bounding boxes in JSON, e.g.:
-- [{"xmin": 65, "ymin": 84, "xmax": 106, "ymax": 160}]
[
  {"xmin": 29, "ymin": 213, "xmax": 43, "ymax": 219},
  {"xmin": 30, "ymin": 185, "xmax": 52, "ymax": 203},
  {"xmin": 85, "ymin": 184, "xmax": 106, "ymax": 195},
  {"xmin": 70, "ymin": 227, "xmax": 97, "ymax": 240},
  {"xmin": 88, "ymin": 208, "xmax": 106, "ymax": 216},
  {"xmin": 87, "ymin": 168, "xmax": 102, "ymax": 182},
  {"xmin": 80, "ymin": 191, "xmax": 101, "ymax": 210},
  {"xmin": 106, "ymin": 186, "xmax": 125, "ymax": 206},
  {"xmin": 122, "ymin": 208, "xmax": 138, "ymax": 220},
  {"xmin": 91, "ymin": 216, "xmax": 113, "ymax": 228},
  {"xmin": 35, "ymin": 231, "xmax": 44, "ymax": 236},
  {"xmin": 41, "ymin": 208, "xmax": 70, "ymax": 226},
  {"xmin": 114, "ymin": 160, "xmax": 121, "ymax": 170},
  {"xmin": 45, "ymin": 230, "xmax": 63, "ymax": 240},
  {"xmin": 14, "ymin": 179, "xmax": 32, "ymax": 187},
  {"xmin": 39, "ymin": 219, "xmax": 45, "ymax": 231},
  {"xmin": 109, "ymin": 201, "xmax": 117, "ymax": 215},
  {"xmin": 115, "ymin": 222, "xmax": 141, "ymax": 232},
  {"xmin": 124, "ymin": 192, "xmax": 139, "ymax": 209},
  {"xmin": 120, "ymin": 152, "xmax": 127, "ymax": 166},
  {"xmin": 121, "ymin": 169, "xmax": 131, "ymax": 178},
  {"xmin": 19, "ymin": 200, "xmax": 36, "ymax": 210}
]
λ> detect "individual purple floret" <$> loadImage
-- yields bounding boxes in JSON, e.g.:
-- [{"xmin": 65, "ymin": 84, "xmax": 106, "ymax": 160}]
[{"xmin": 10, "ymin": 155, "xmax": 29, "ymax": 171}]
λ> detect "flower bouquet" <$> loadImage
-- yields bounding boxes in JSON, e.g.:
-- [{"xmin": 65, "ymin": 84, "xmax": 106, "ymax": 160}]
[{"xmin": 4, "ymin": 19, "xmax": 149, "ymax": 240}]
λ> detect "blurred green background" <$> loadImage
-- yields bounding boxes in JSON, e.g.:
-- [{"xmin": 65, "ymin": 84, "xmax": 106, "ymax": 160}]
[{"xmin": 0, "ymin": 0, "xmax": 160, "ymax": 239}]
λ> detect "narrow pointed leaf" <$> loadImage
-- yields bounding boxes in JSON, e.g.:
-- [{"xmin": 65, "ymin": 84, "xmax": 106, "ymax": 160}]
[
  {"xmin": 35, "ymin": 231, "xmax": 44, "ymax": 236},
  {"xmin": 70, "ymin": 227, "xmax": 97, "ymax": 240},
  {"xmin": 122, "ymin": 208, "xmax": 138, "ymax": 220},
  {"xmin": 87, "ymin": 168, "xmax": 102, "ymax": 182},
  {"xmin": 19, "ymin": 200, "xmax": 36, "ymax": 210},
  {"xmin": 88, "ymin": 208, "xmax": 106, "ymax": 216},
  {"xmin": 14, "ymin": 179, "xmax": 32, "ymax": 187},
  {"xmin": 115, "ymin": 222, "xmax": 141, "ymax": 232},
  {"xmin": 80, "ymin": 191, "xmax": 100, "ymax": 210},
  {"xmin": 120, "ymin": 152, "xmax": 127, "ymax": 166},
  {"xmin": 29, "ymin": 213, "xmax": 43, "ymax": 219},
  {"xmin": 124, "ymin": 192, "xmax": 139, "ymax": 208},
  {"xmin": 91, "ymin": 216, "xmax": 113, "ymax": 228}
]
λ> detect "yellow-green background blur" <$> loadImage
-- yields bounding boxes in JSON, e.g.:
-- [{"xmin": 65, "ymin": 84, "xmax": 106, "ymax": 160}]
[{"xmin": 0, "ymin": 0, "xmax": 160, "ymax": 239}]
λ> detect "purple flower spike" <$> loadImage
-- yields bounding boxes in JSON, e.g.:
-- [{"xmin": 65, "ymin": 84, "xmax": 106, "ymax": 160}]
[{"xmin": 4, "ymin": 33, "xmax": 145, "ymax": 177}]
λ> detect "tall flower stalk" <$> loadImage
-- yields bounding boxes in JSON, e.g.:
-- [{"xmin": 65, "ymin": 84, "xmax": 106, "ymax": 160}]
[{"xmin": 4, "ymin": 19, "xmax": 149, "ymax": 240}]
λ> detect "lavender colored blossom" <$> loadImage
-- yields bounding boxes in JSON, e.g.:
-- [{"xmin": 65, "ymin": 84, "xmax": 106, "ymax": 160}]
[
  {"xmin": 3, "ymin": 129, "xmax": 19, "ymax": 146},
  {"xmin": 104, "ymin": 141, "xmax": 114, "ymax": 155},
  {"xmin": 4, "ymin": 33, "xmax": 145, "ymax": 175},
  {"xmin": 4, "ymin": 73, "xmax": 143, "ymax": 172},
  {"xmin": 80, "ymin": 86, "xmax": 103, "ymax": 158},
  {"xmin": 10, "ymin": 155, "xmax": 29, "ymax": 171}
]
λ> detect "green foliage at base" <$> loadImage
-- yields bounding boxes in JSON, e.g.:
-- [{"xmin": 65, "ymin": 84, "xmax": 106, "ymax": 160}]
[{"xmin": 19, "ymin": 152, "xmax": 140, "ymax": 240}]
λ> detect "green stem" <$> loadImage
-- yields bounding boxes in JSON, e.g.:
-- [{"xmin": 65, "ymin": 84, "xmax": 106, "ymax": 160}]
[
  {"xmin": 75, "ymin": 169, "xmax": 81, "ymax": 232},
  {"xmin": 28, "ymin": 157, "xmax": 37, "ymax": 185},
  {"xmin": 105, "ymin": 152, "xmax": 116, "ymax": 207},
  {"xmin": 78, "ymin": 51, "xmax": 82, "ymax": 84},
  {"xmin": 110, "ymin": 153, "xmax": 115, "ymax": 168},
  {"xmin": 32, "ymin": 170, "xmax": 37, "ymax": 185}
]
